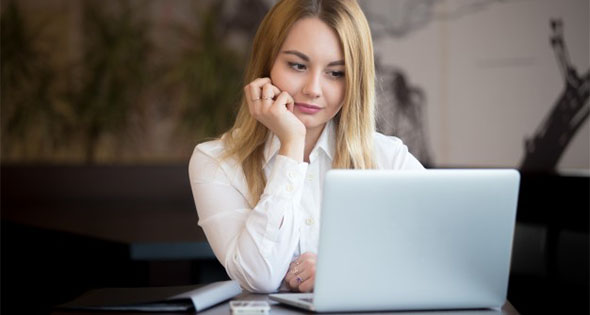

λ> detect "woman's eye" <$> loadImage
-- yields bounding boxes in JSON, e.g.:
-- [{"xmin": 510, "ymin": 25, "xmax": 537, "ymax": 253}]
[
  {"xmin": 328, "ymin": 71, "xmax": 345, "ymax": 78},
  {"xmin": 288, "ymin": 62, "xmax": 306, "ymax": 71}
]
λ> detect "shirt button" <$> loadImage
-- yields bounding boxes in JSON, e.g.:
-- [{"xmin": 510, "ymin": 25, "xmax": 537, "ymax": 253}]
[
  {"xmin": 306, "ymin": 174, "xmax": 314, "ymax": 181},
  {"xmin": 305, "ymin": 218, "xmax": 314, "ymax": 226},
  {"xmin": 286, "ymin": 184, "xmax": 294, "ymax": 193},
  {"xmin": 288, "ymin": 170, "xmax": 296, "ymax": 180}
]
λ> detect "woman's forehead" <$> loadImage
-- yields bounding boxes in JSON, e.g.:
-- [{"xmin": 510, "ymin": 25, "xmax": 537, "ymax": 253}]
[{"xmin": 280, "ymin": 17, "xmax": 344, "ymax": 63}]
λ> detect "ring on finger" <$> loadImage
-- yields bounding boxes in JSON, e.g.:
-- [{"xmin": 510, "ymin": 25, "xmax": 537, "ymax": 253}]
[
  {"xmin": 261, "ymin": 96, "xmax": 273, "ymax": 101},
  {"xmin": 296, "ymin": 276, "xmax": 303, "ymax": 284}
]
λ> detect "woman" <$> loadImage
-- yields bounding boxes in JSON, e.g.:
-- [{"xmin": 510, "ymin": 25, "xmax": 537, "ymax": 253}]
[{"xmin": 189, "ymin": 0, "xmax": 423, "ymax": 293}]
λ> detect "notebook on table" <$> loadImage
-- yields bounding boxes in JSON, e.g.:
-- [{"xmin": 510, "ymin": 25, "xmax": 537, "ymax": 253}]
[
  {"xmin": 58, "ymin": 280, "xmax": 242, "ymax": 312},
  {"xmin": 270, "ymin": 169, "xmax": 520, "ymax": 313}
]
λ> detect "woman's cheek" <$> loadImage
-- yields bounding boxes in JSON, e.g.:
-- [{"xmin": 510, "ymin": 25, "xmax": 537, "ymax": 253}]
[
  {"xmin": 270, "ymin": 73, "xmax": 286, "ymax": 92},
  {"xmin": 271, "ymin": 69, "xmax": 298, "ymax": 94},
  {"xmin": 327, "ymin": 82, "xmax": 345, "ymax": 106}
]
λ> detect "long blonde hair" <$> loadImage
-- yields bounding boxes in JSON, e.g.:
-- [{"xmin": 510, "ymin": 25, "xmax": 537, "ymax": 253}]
[{"xmin": 222, "ymin": 0, "xmax": 375, "ymax": 206}]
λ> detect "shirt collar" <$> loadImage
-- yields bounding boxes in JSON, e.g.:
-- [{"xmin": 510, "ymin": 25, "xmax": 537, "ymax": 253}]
[
  {"xmin": 263, "ymin": 120, "xmax": 335, "ymax": 167},
  {"xmin": 311, "ymin": 119, "xmax": 335, "ymax": 162}
]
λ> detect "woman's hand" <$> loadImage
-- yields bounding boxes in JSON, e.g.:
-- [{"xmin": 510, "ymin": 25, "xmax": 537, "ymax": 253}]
[
  {"xmin": 284, "ymin": 252, "xmax": 317, "ymax": 292},
  {"xmin": 244, "ymin": 78, "xmax": 306, "ymax": 161}
]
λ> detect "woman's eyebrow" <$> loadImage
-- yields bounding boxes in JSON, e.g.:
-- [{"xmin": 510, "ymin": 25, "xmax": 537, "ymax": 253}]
[
  {"xmin": 327, "ymin": 60, "xmax": 344, "ymax": 66},
  {"xmin": 283, "ymin": 50, "xmax": 309, "ymax": 61},
  {"xmin": 283, "ymin": 50, "xmax": 344, "ymax": 66}
]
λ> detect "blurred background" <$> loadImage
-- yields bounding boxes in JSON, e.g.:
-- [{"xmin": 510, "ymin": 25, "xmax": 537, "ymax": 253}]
[
  {"xmin": 2, "ymin": 0, "xmax": 248, "ymax": 164},
  {"xmin": 1, "ymin": 0, "xmax": 588, "ymax": 314}
]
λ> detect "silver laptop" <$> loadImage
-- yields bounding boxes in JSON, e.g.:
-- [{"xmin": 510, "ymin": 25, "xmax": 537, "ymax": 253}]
[{"xmin": 270, "ymin": 169, "xmax": 520, "ymax": 312}]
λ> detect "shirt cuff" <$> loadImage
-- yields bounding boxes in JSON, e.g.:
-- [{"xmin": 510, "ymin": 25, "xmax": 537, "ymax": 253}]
[{"xmin": 263, "ymin": 155, "xmax": 308, "ymax": 201}]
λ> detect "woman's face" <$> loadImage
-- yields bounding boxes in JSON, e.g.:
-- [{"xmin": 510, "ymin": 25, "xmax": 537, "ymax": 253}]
[{"xmin": 270, "ymin": 17, "xmax": 346, "ymax": 136}]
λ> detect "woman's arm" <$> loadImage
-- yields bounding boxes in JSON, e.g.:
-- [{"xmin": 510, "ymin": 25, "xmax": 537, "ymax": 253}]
[{"xmin": 189, "ymin": 145, "xmax": 307, "ymax": 293}]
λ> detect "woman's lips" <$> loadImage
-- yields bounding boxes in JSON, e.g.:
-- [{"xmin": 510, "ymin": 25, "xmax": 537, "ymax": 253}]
[{"xmin": 294, "ymin": 102, "xmax": 322, "ymax": 114}]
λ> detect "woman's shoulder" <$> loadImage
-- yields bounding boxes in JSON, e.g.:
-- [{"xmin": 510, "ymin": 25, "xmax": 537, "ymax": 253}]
[
  {"xmin": 189, "ymin": 138, "xmax": 242, "ymax": 183},
  {"xmin": 372, "ymin": 131, "xmax": 424, "ymax": 170},
  {"xmin": 194, "ymin": 138, "xmax": 226, "ymax": 159},
  {"xmin": 372, "ymin": 131, "xmax": 405, "ymax": 152}
]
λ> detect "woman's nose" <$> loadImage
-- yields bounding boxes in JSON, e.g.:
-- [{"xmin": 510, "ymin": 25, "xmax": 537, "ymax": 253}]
[{"xmin": 302, "ymin": 72, "xmax": 321, "ymax": 99}]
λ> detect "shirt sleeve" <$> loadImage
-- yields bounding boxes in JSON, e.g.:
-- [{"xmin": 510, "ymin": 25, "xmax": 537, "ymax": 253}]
[
  {"xmin": 188, "ymin": 145, "xmax": 308, "ymax": 293},
  {"xmin": 390, "ymin": 141, "xmax": 425, "ymax": 170},
  {"xmin": 374, "ymin": 133, "xmax": 425, "ymax": 170}
]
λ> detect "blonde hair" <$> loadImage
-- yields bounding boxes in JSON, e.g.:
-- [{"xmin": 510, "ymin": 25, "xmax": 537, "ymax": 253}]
[{"xmin": 222, "ymin": 0, "xmax": 375, "ymax": 206}]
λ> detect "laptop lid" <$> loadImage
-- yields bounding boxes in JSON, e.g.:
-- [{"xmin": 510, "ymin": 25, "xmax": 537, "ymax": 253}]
[{"xmin": 312, "ymin": 169, "xmax": 520, "ymax": 312}]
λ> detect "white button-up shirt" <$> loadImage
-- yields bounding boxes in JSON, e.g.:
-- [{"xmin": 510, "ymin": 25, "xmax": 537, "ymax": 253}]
[{"xmin": 188, "ymin": 121, "xmax": 424, "ymax": 293}]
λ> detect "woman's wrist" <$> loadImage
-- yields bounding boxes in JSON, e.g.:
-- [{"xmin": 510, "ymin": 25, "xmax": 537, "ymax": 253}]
[{"xmin": 279, "ymin": 138, "xmax": 305, "ymax": 162}]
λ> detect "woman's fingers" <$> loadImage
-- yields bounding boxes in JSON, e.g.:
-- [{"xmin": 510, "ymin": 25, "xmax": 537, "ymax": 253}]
[
  {"xmin": 284, "ymin": 262, "xmax": 298, "ymax": 287},
  {"xmin": 246, "ymin": 78, "xmax": 287, "ymax": 118},
  {"xmin": 261, "ymin": 83, "xmax": 281, "ymax": 111},
  {"xmin": 245, "ymin": 77, "xmax": 271, "ymax": 100},
  {"xmin": 285, "ymin": 252, "xmax": 317, "ymax": 292},
  {"xmin": 288, "ymin": 265, "xmax": 314, "ymax": 289},
  {"xmin": 296, "ymin": 252, "xmax": 316, "ymax": 292},
  {"xmin": 263, "ymin": 83, "xmax": 281, "ymax": 98},
  {"xmin": 284, "ymin": 262, "xmax": 296, "ymax": 283},
  {"xmin": 244, "ymin": 77, "xmax": 305, "ymax": 148},
  {"xmin": 245, "ymin": 78, "xmax": 271, "ymax": 114},
  {"xmin": 298, "ymin": 274, "xmax": 315, "ymax": 292},
  {"xmin": 274, "ymin": 91, "xmax": 295, "ymax": 113},
  {"xmin": 244, "ymin": 78, "xmax": 270, "ymax": 117}
]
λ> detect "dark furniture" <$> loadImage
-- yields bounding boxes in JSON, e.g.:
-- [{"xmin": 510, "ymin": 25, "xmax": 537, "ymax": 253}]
[
  {"xmin": 1, "ymin": 164, "xmax": 228, "ymax": 314},
  {"xmin": 2, "ymin": 165, "xmax": 588, "ymax": 314},
  {"xmin": 509, "ymin": 171, "xmax": 589, "ymax": 314}
]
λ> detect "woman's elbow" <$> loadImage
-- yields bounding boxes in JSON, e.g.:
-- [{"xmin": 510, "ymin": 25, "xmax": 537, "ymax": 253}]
[
  {"xmin": 228, "ymin": 266, "xmax": 283, "ymax": 293},
  {"xmin": 223, "ymin": 244, "xmax": 290, "ymax": 293},
  {"xmin": 244, "ymin": 279, "xmax": 281, "ymax": 294}
]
